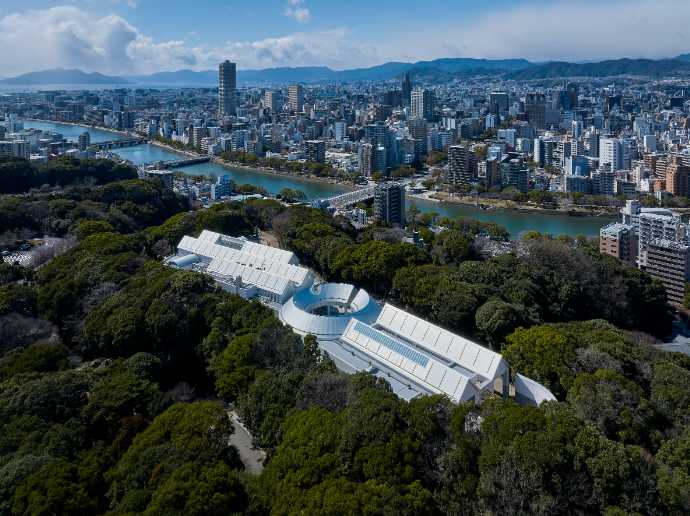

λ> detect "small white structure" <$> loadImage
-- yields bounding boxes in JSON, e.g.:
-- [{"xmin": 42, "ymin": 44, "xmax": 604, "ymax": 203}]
[
  {"xmin": 514, "ymin": 373, "xmax": 557, "ymax": 406},
  {"xmin": 143, "ymin": 169, "xmax": 175, "ymax": 188},
  {"xmin": 167, "ymin": 230, "xmax": 313, "ymax": 304},
  {"xmin": 279, "ymin": 283, "xmax": 381, "ymax": 339}
]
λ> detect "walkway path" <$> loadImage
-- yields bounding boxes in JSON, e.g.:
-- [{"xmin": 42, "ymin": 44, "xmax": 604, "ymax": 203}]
[{"xmin": 227, "ymin": 410, "xmax": 266, "ymax": 474}]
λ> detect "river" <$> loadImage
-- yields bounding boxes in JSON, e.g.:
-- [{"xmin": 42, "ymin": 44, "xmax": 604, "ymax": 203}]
[{"xmin": 22, "ymin": 120, "xmax": 614, "ymax": 237}]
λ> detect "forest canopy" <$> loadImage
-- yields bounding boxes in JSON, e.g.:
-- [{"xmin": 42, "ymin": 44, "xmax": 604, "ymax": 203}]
[{"xmin": 0, "ymin": 161, "xmax": 687, "ymax": 514}]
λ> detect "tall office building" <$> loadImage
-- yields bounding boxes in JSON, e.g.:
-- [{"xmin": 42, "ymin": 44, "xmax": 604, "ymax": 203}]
[
  {"xmin": 288, "ymin": 84, "xmax": 304, "ymax": 113},
  {"xmin": 192, "ymin": 126, "xmax": 208, "ymax": 150},
  {"xmin": 665, "ymin": 156, "xmax": 690, "ymax": 198},
  {"xmin": 525, "ymin": 93, "xmax": 546, "ymax": 129},
  {"xmin": 374, "ymin": 182, "xmax": 406, "ymax": 226},
  {"xmin": 447, "ymin": 145, "xmax": 477, "ymax": 185},
  {"xmin": 359, "ymin": 143, "xmax": 373, "ymax": 177},
  {"xmin": 489, "ymin": 92, "xmax": 509, "ymax": 113},
  {"xmin": 566, "ymin": 82, "xmax": 579, "ymax": 109},
  {"xmin": 507, "ymin": 159, "xmax": 529, "ymax": 193},
  {"xmin": 599, "ymin": 137, "xmax": 631, "ymax": 172},
  {"xmin": 0, "ymin": 141, "xmax": 12, "ymax": 158},
  {"xmin": 592, "ymin": 171, "xmax": 616, "ymax": 196},
  {"xmin": 599, "ymin": 223, "xmax": 637, "ymax": 264},
  {"xmin": 401, "ymin": 72, "xmax": 412, "ymax": 107},
  {"xmin": 305, "ymin": 140, "xmax": 326, "ymax": 163},
  {"xmin": 264, "ymin": 90, "xmax": 281, "ymax": 113},
  {"xmin": 78, "ymin": 131, "xmax": 91, "ymax": 151},
  {"xmin": 364, "ymin": 121, "xmax": 388, "ymax": 148},
  {"xmin": 586, "ymin": 129, "xmax": 600, "ymax": 158},
  {"xmin": 642, "ymin": 240, "xmax": 690, "ymax": 307},
  {"xmin": 11, "ymin": 140, "xmax": 30, "ymax": 159},
  {"xmin": 219, "ymin": 61, "xmax": 237, "ymax": 117},
  {"xmin": 373, "ymin": 146, "xmax": 387, "ymax": 173},
  {"xmin": 408, "ymin": 118, "xmax": 428, "ymax": 160},
  {"xmin": 485, "ymin": 157, "xmax": 501, "ymax": 189},
  {"xmin": 571, "ymin": 120, "xmax": 583, "ymax": 139},
  {"xmin": 411, "ymin": 87, "xmax": 435, "ymax": 121},
  {"xmin": 334, "ymin": 121, "xmax": 346, "ymax": 142}
]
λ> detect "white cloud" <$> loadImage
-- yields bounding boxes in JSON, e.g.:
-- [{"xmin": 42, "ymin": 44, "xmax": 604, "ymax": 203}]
[
  {"xmin": 0, "ymin": 6, "xmax": 377, "ymax": 75},
  {"xmin": 3, "ymin": 1, "xmax": 687, "ymax": 77},
  {"xmin": 422, "ymin": 0, "xmax": 690, "ymax": 62},
  {"xmin": 205, "ymin": 28, "xmax": 379, "ymax": 70},
  {"xmin": 283, "ymin": 0, "xmax": 311, "ymax": 23},
  {"xmin": 0, "ymin": 7, "xmax": 140, "ymax": 75}
]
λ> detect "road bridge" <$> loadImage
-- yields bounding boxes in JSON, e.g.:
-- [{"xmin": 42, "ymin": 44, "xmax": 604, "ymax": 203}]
[
  {"xmin": 92, "ymin": 138, "xmax": 149, "ymax": 149},
  {"xmin": 313, "ymin": 186, "xmax": 376, "ymax": 210}
]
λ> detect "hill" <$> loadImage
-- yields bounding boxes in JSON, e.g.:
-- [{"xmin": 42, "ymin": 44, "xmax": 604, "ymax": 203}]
[
  {"xmin": 11, "ymin": 55, "xmax": 690, "ymax": 87},
  {"xmin": 506, "ymin": 58, "xmax": 690, "ymax": 80},
  {"xmin": 128, "ymin": 69, "xmax": 217, "ymax": 85},
  {"xmin": 126, "ymin": 58, "xmax": 533, "ymax": 85},
  {"xmin": 0, "ymin": 68, "xmax": 129, "ymax": 85}
]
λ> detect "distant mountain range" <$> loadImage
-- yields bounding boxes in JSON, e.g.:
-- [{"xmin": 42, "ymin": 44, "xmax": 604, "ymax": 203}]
[
  {"xmin": 128, "ymin": 58, "xmax": 534, "ymax": 85},
  {"xmin": 3, "ymin": 55, "xmax": 690, "ymax": 86},
  {"xmin": 0, "ymin": 68, "xmax": 129, "ymax": 85},
  {"xmin": 505, "ymin": 58, "xmax": 690, "ymax": 80}
]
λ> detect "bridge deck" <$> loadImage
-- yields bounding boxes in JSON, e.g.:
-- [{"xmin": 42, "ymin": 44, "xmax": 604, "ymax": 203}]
[{"xmin": 314, "ymin": 186, "xmax": 375, "ymax": 210}]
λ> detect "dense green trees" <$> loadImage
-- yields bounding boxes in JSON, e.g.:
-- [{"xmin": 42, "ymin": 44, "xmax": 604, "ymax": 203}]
[
  {"xmin": 269, "ymin": 204, "xmax": 671, "ymax": 343},
  {"xmin": 0, "ymin": 171, "xmax": 688, "ymax": 514},
  {"xmin": 278, "ymin": 187, "xmax": 307, "ymax": 203},
  {"xmin": 504, "ymin": 325, "xmax": 580, "ymax": 398},
  {"xmin": 106, "ymin": 402, "xmax": 244, "ymax": 513},
  {"xmin": 333, "ymin": 240, "xmax": 428, "ymax": 296},
  {"xmin": 0, "ymin": 156, "xmax": 137, "ymax": 194},
  {"xmin": 255, "ymin": 385, "xmax": 443, "ymax": 515},
  {"xmin": 0, "ymin": 342, "xmax": 70, "ymax": 381},
  {"xmin": 393, "ymin": 239, "xmax": 672, "ymax": 344},
  {"xmin": 219, "ymin": 150, "xmax": 347, "ymax": 179},
  {"xmin": 430, "ymin": 229, "xmax": 474, "ymax": 265},
  {"xmin": 656, "ymin": 429, "xmax": 690, "ymax": 513},
  {"xmin": 0, "ymin": 178, "xmax": 187, "ymax": 238}
]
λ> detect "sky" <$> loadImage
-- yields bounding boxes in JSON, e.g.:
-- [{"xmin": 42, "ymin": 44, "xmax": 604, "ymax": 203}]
[{"xmin": 0, "ymin": 0, "xmax": 689, "ymax": 76}]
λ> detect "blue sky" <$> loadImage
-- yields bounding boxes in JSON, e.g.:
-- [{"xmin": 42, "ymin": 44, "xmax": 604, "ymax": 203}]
[{"xmin": 0, "ymin": 0, "xmax": 689, "ymax": 75}]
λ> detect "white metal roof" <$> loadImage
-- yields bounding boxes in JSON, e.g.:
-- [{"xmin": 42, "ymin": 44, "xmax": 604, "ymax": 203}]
[
  {"xmin": 514, "ymin": 373, "xmax": 556, "ymax": 406},
  {"xmin": 375, "ymin": 304, "xmax": 508, "ymax": 382},
  {"xmin": 241, "ymin": 240, "xmax": 296, "ymax": 264},
  {"xmin": 207, "ymin": 258, "xmax": 290, "ymax": 296},
  {"xmin": 195, "ymin": 230, "xmax": 296, "ymax": 263},
  {"xmin": 340, "ymin": 319, "xmax": 479, "ymax": 403},
  {"xmin": 177, "ymin": 231, "xmax": 311, "ymax": 288}
]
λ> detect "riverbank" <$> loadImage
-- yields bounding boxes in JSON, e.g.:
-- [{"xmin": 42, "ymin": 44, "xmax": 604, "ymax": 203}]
[
  {"xmin": 211, "ymin": 157, "xmax": 356, "ymax": 189},
  {"xmin": 25, "ymin": 117, "xmax": 134, "ymax": 140},
  {"xmin": 426, "ymin": 191, "xmax": 618, "ymax": 217},
  {"xmin": 25, "ymin": 118, "xmax": 356, "ymax": 191},
  {"xmin": 146, "ymin": 139, "xmax": 199, "ymax": 159},
  {"xmin": 144, "ymin": 138, "xmax": 357, "ymax": 190}
]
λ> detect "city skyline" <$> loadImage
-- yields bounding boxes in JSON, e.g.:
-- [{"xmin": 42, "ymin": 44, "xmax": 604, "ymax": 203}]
[{"xmin": 1, "ymin": 0, "xmax": 690, "ymax": 76}]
